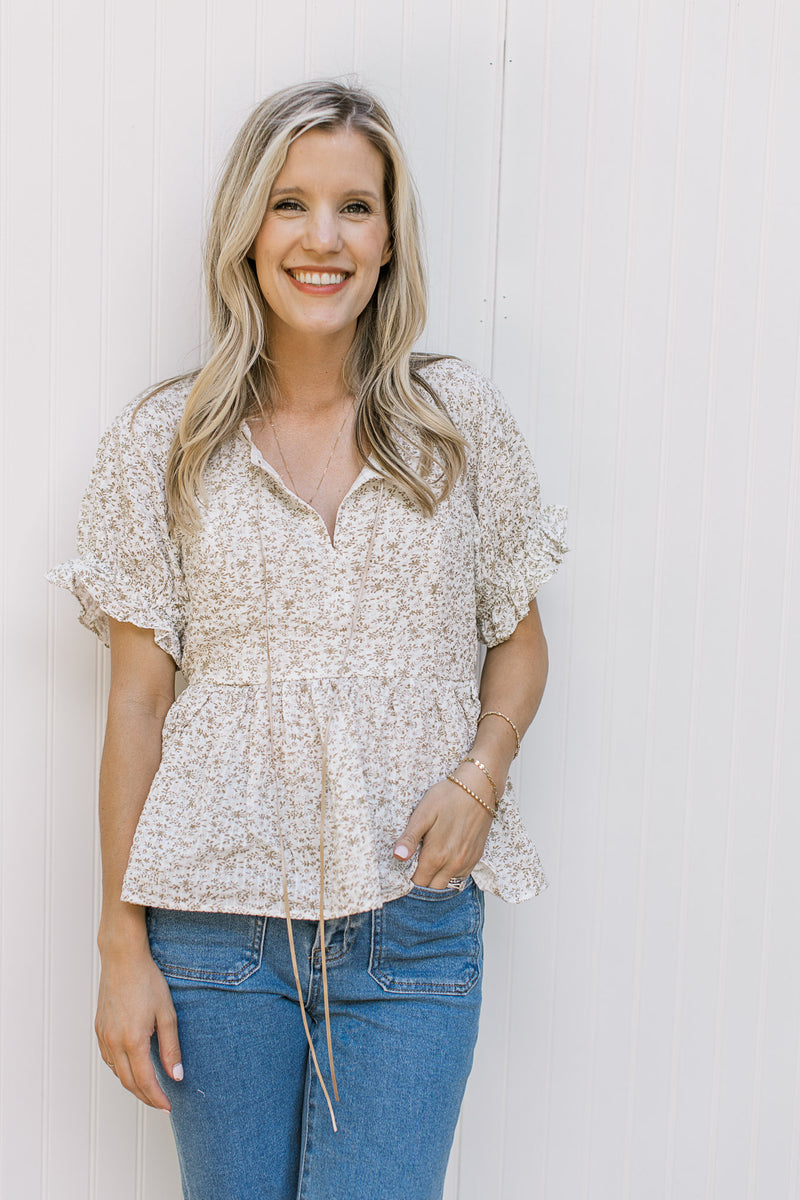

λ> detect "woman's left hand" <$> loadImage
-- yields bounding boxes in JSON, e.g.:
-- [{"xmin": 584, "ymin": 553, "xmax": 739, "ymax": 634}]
[{"xmin": 392, "ymin": 777, "xmax": 494, "ymax": 889}]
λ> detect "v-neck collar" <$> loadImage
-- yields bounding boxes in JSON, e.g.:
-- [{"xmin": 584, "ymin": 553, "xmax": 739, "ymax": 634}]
[{"xmin": 239, "ymin": 420, "xmax": 382, "ymax": 545}]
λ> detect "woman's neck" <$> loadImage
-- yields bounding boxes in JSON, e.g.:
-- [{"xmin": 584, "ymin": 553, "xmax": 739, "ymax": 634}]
[{"xmin": 267, "ymin": 323, "xmax": 356, "ymax": 415}]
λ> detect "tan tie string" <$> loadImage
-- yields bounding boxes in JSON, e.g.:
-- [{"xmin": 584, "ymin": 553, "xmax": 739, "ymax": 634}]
[{"xmin": 257, "ymin": 476, "xmax": 385, "ymax": 1132}]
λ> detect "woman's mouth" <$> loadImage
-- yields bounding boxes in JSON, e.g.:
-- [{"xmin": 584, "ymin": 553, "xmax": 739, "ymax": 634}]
[{"xmin": 286, "ymin": 268, "xmax": 351, "ymax": 293}]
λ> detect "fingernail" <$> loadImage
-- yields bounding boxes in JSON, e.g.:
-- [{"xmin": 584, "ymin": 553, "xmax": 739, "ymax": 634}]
[
  {"xmin": 394, "ymin": 844, "xmax": 410, "ymax": 860},
  {"xmin": 172, "ymin": 1064, "xmax": 184, "ymax": 1082}
]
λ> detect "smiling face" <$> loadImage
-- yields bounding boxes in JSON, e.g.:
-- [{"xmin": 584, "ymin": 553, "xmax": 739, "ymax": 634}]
[{"xmin": 251, "ymin": 126, "xmax": 393, "ymax": 349}]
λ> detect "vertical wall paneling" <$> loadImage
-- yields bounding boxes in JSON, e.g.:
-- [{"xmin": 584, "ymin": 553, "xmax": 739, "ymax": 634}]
[
  {"xmin": 0, "ymin": 0, "xmax": 8, "ymax": 1176},
  {"xmin": 2, "ymin": 0, "xmax": 56, "ymax": 1194},
  {"xmin": 43, "ymin": 0, "xmax": 59, "ymax": 1192},
  {"xmin": 401, "ymin": 0, "xmax": 461, "ymax": 356},
  {"xmin": 253, "ymin": 0, "xmax": 308, "ymax": 103},
  {"xmin": 706, "ymin": 0, "xmax": 782, "ymax": 1188},
  {"xmin": 585, "ymin": 2, "xmax": 649, "ymax": 1196},
  {"xmin": 502, "ymin": 2, "xmax": 603, "ymax": 1196},
  {"xmin": 492, "ymin": 12, "xmax": 567, "ymax": 1196},
  {"xmin": 3, "ymin": 1, "xmax": 800, "ymax": 1196},
  {"xmin": 669, "ymin": 0, "xmax": 760, "ymax": 1192},
  {"xmin": 421, "ymin": 5, "xmax": 510, "ymax": 1194},
  {"xmin": 748, "ymin": 5, "xmax": 800, "ymax": 1191},
  {"xmin": 151, "ymin": 0, "xmax": 209, "ymax": 381},
  {"xmin": 713, "ymin": 2, "xmax": 800, "ymax": 1195},
  {"xmin": 306, "ymin": 0, "xmax": 359, "ymax": 77},
  {"xmin": 48, "ymin": 4, "xmax": 110, "ymax": 1195},
  {"xmin": 783, "ymin": 353, "xmax": 800, "ymax": 1199},
  {"xmin": 623, "ymin": 1, "xmax": 690, "ymax": 1192}
]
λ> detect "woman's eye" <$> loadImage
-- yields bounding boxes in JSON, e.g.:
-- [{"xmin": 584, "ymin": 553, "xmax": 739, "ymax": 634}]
[{"xmin": 271, "ymin": 199, "xmax": 372, "ymax": 215}]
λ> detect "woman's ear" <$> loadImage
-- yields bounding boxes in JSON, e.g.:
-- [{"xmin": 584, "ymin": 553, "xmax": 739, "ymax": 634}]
[{"xmin": 380, "ymin": 238, "xmax": 393, "ymax": 267}]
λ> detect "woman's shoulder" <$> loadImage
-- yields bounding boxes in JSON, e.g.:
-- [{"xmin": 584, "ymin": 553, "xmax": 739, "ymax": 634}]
[
  {"xmin": 413, "ymin": 354, "xmax": 506, "ymax": 439},
  {"xmin": 105, "ymin": 373, "xmax": 196, "ymax": 466},
  {"xmin": 414, "ymin": 353, "xmax": 494, "ymax": 395}
]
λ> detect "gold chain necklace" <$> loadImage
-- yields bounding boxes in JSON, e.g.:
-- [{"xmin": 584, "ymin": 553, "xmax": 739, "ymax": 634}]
[{"xmin": 268, "ymin": 401, "xmax": 352, "ymax": 507}]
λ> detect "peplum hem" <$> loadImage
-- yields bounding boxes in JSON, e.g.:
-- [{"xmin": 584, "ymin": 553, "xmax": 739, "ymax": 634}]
[{"xmin": 118, "ymin": 675, "xmax": 549, "ymax": 919}]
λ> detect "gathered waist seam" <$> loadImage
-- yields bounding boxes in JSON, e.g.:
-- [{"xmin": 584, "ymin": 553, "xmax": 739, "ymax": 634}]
[{"xmin": 180, "ymin": 673, "xmax": 478, "ymax": 688}]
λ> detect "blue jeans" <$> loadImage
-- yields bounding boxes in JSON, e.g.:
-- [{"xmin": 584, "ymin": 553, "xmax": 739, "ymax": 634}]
[{"xmin": 147, "ymin": 880, "xmax": 484, "ymax": 1200}]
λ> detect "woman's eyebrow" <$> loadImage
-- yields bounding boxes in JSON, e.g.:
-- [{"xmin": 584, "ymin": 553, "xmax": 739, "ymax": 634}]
[{"xmin": 271, "ymin": 185, "xmax": 381, "ymax": 201}]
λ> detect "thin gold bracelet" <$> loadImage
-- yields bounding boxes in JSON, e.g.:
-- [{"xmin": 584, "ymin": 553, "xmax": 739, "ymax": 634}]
[
  {"xmin": 461, "ymin": 756, "xmax": 499, "ymax": 804},
  {"xmin": 446, "ymin": 773, "xmax": 498, "ymax": 819},
  {"xmin": 477, "ymin": 710, "xmax": 521, "ymax": 759}
]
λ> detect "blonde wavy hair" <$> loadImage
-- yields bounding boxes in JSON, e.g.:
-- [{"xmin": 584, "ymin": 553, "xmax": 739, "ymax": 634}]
[{"xmin": 160, "ymin": 79, "xmax": 466, "ymax": 530}]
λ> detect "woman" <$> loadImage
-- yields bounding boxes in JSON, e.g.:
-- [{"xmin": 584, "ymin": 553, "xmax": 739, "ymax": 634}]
[{"xmin": 49, "ymin": 80, "xmax": 566, "ymax": 1200}]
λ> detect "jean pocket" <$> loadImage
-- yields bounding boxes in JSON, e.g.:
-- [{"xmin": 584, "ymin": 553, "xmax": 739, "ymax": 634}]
[
  {"xmin": 368, "ymin": 880, "xmax": 483, "ymax": 995},
  {"xmin": 146, "ymin": 908, "xmax": 265, "ymax": 985}
]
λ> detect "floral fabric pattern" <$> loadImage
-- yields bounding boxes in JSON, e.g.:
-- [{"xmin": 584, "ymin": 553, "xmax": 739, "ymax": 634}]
[{"xmin": 48, "ymin": 358, "xmax": 568, "ymax": 919}]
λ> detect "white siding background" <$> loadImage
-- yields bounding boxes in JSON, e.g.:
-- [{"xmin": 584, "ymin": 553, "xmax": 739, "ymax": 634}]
[{"xmin": 1, "ymin": 0, "xmax": 799, "ymax": 1196}]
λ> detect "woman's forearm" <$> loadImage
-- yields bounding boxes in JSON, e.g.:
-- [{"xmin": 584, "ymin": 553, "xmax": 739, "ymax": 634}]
[
  {"xmin": 463, "ymin": 599, "xmax": 549, "ymax": 804},
  {"xmin": 394, "ymin": 600, "xmax": 550, "ymax": 883},
  {"xmin": 98, "ymin": 701, "xmax": 169, "ymax": 949},
  {"xmin": 98, "ymin": 620, "xmax": 176, "ymax": 953}
]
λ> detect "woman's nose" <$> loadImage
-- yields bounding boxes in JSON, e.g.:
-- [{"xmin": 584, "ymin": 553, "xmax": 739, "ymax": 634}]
[{"xmin": 302, "ymin": 208, "xmax": 342, "ymax": 253}]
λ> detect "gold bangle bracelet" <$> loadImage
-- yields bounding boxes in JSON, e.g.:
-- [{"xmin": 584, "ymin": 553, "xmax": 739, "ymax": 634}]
[
  {"xmin": 460, "ymin": 756, "xmax": 499, "ymax": 804},
  {"xmin": 477, "ymin": 710, "xmax": 521, "ymax": 759},
  {"xmin": 446, "ymin": 773, "xmax": 498, "ymax": 819}
]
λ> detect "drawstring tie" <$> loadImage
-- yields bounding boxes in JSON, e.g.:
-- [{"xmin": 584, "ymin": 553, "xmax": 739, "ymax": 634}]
[{"xmin": 257, "ymin": 479, "xmax": 385, "ymax": 1132}]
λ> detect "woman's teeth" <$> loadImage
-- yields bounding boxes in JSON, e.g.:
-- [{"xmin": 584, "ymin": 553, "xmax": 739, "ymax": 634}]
[{"xmin": 290, "ymin": 270, "xmax": 347, "ymax": 286}]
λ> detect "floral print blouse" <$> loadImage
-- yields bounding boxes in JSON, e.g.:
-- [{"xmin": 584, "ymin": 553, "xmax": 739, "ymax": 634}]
[{"xmin": 48, "ymin": 357, "xmax": 567, "ymax": 919}]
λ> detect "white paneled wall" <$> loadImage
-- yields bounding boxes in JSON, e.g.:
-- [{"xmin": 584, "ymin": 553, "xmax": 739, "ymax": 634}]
[{"xmin": 2, "ymin": 1, "xmax": 798, "ymax": 1197}]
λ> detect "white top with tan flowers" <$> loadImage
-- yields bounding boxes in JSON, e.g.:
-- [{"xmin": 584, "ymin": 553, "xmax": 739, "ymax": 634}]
[{"xmin": 48, "ymin": 357, "xmax": 567, "ymax": 919}]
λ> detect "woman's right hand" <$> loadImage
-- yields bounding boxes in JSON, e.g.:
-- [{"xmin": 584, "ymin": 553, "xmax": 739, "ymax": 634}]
[{"xmin": 95, "ymin": 941, "xmax": 183, "ymax": 1111}]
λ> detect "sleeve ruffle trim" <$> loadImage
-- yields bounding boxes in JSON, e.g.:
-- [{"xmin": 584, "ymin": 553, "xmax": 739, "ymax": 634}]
[
  {"xmin": 47, "ymin": 559, "xmax": 182, "ymax": 666},
  {"xmin": 477, "ymin": 504, "xmax": 569, "ymax": 647}
]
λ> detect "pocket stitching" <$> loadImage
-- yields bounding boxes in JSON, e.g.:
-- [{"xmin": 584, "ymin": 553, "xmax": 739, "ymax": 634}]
[
  {"xmin": 148, "ymin": 912, "xmax": 266, "ymax": 985},
  {"xmin": 368, "ymin": 891, "xmax": 482, "ymax": 996},
  {"xmin": 407, "ymin": 883, "xmax": 468, "ymax": 900}
]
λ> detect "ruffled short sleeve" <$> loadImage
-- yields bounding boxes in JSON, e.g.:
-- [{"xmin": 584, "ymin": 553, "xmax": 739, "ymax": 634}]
[
  {"xmin": 427, "ymin": 360, "xmax": 568, "ymax": 647},
  {"xmin": 47, "ymin": 393, "xmax": 186, "ymax": 666}
]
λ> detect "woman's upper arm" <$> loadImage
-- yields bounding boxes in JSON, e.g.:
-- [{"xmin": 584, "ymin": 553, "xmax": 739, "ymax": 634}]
[
  {"xmin": 507, "ymin": 597, "xmax": 546, "ymax": 648},
  {"xmin": 482, "ymin": 598, "xmax": 549, "ymax": 674},
  {"xmin": 108, "ymin": 618, "xmax": 177, "ymax": 717}
]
